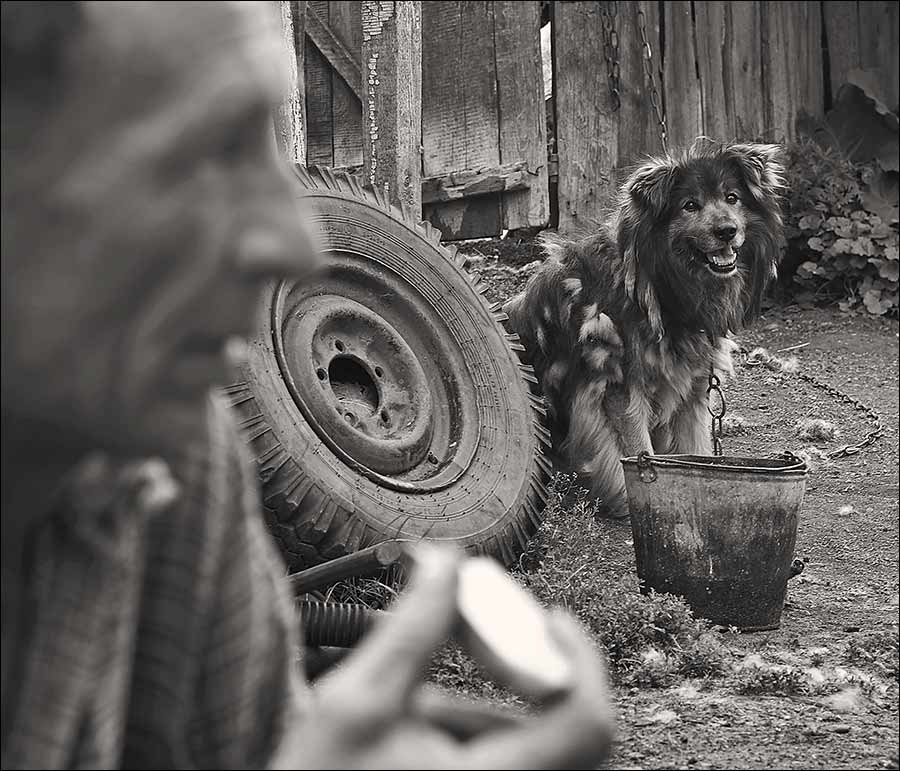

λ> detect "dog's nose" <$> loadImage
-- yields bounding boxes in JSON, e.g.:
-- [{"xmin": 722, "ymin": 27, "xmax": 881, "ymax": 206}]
[{"xmin": 715, "ymin": 224, "xmax": 738, "ymax": 243}]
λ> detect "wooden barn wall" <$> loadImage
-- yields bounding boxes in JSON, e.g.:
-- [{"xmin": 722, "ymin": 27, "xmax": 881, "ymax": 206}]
[
  {"xmin": 555, "ymin": 0, "xmax": 898, "ymax": 232},
  {"xmin": 421, "ymin": 0, "xmax": 549, "ymax": 240},
  {"xmin": 300, "ymin": 0, "xmax": 547, "ymax": 240},
  {"xmin": 305, "ymin": 1, "xmax": 364, "ymax": 169},
  {"xmin": 553, "ymin": 0, "xmax": 664, "ymax": 229},
  {"xmin": 291, "ymin": 1, "xmax": 898, "ymax": 239},
  {"xmin": 823, "ymin": 1, "xmax": 900, "ymax": 115}
]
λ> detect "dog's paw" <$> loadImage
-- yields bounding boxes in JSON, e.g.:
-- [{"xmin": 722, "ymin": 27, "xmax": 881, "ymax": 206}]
[
  {"xmin": 594, "ymin": 504, "xmax": 631, "ymax": 522},
  {"xmin": 593, "ymin": 492, "xmax": 631, "ymax": 522}
]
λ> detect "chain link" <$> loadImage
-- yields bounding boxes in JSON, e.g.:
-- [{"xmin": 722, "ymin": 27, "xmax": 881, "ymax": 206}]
[
  {"xmin": 707, "ymin": 369, "xmax": 727, "ymax": 456},
  {"xmin": 599, "ymin": 1, "xmax": 621, "ymax": 111},
  {"xmin": 636, "ymin": 7, "xmax": 668, "ymax": 154},
  {"xmin": 794, "ymin": 370, "xmax": 884, "ymax": 458},
  {"xmin": 738, "ymin": 347, "xmax": 884, "ymax": 460}
]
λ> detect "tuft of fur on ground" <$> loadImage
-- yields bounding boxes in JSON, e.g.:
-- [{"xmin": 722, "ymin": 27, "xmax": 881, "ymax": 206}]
[
  {"xmin": 721, "ymin": 413, "xmax": 750, "ymax": 436},
  {"xmin": 797, "ymin": 417, "xmax": 839, "ymax": 442},
  {"xmin": 744, "ymin": 346, "xmax": 800, "ymax": 374}
]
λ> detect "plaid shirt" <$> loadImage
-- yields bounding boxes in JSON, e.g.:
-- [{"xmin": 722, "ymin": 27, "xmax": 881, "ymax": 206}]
[{"xmin": 1, "ymin": 395, "xmax": 308, "ymax": 769}]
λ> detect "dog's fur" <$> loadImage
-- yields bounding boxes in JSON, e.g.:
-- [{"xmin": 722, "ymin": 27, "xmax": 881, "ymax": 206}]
[{"xmin": 504, "ymin": 139, "xmax": 785, "ymax": 518}]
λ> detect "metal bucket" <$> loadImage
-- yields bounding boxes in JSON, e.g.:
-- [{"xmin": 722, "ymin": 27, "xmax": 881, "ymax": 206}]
[{"xmin": 621, "ymin": 453, "xmax": 808, "ymax": 632}]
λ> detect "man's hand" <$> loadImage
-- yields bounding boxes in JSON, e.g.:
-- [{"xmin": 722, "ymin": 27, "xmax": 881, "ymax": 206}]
[{"xmin": 272, "ymin": 546, "xmax": 615, "ymax": 770}]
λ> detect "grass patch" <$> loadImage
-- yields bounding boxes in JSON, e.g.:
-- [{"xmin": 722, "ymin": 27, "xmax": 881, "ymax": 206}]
[{"xmin": 510, "ymin": 476, "xmax": 732, "ymax": 687}]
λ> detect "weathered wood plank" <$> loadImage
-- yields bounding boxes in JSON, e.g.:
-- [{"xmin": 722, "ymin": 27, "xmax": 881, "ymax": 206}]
[
  {"xmin": 362, "ymin": 1, "xmax": 422, "ymax": 210},
  {"xmin": 728, "ymin": 1, "xmax": 765, "ymax": 140},
  {"xmin": 422, "ymin": 2, "xmax": 500, "ymax": 174},
  {"xmin": 421, "ymin": 162, "xmax": 532, "ymax": 204},
  {"xmin": 555, "ymin": 1, "xmax": 620, "ymax": 230},
  {"xmin": 326, "ymin": 2, "xmax": 363, "ymax": 169},
  {"xmin": 424, "ymin": 194, "xmax": 503, "ymax": 241},
  {"xmin": 693, "ymin": 2, "xmax": 731, "ymax": 142},
  {"xmin": 493, "ymin": 0, "xmax": 548, "ymax": 229},
  {"xmin": 693, "ymin": 2, "xmax": 767, "ymax": 141},
  {"xmin": 306, "ymin": 2, "xmax": 362, "ymax": 100},
  {"xmin": 662, "ymin": 1, "xmax": 702, "ymax": 149},
  {"xmin": 823, "ymin": 2, "xmax": 899, "ymax": 111},
  {"xmin": 422, "ymin": 1, "xmax": 502, "ymax": 238},
  {"xmin": 274, "ymin": 1, "xmax": 307, "ymax": 164},
  {"xmin": 822, "ymin": 2, "xmax": 860, "ymax": 106},
  {"xmin": 763, "ymin": 1, "xmax": 822, "ymax": 142},
  {"xmin": 616, "ymin": 0, "xmax": 663, "ymax": 165},
  {"xmin": 304, "ymin": 1, "xmax": 334, "ymax": 166},
  {"xmin": 858, "ymin": 1, "xmax": 900, "ymax": 110}
]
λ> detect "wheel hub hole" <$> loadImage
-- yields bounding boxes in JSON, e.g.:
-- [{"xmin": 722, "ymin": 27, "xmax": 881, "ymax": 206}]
[{"xmin": 328, "ymin": 356, "xmax": 379, "ymax": 414}]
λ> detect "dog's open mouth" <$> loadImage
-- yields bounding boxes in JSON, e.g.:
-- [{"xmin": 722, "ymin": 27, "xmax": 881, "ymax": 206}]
[{"xmin": 703, "ymin": 245, "xmax": 738, "ymax": 275}]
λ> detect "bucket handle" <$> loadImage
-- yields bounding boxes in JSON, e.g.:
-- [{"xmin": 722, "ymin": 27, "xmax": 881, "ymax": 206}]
[
  {"xmin": 627, "ymin": 453, "xmax": 807, "ymax": 475},
  {"xmin": 636, "ymin": 451, "xmax": 658, "ymax": 483}
]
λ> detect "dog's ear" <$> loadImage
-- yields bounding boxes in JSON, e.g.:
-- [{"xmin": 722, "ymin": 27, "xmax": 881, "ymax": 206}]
[
  {"xmin": 622, "ymin": 158, "xmax": 677, "ymax": 216},
  {"xmin": 727, "ymin": 143, "xmax": 786, "ymax": 203},
  {"xmin": 728, "ymin": 145, "xmax": 785, "ymax": 327}
]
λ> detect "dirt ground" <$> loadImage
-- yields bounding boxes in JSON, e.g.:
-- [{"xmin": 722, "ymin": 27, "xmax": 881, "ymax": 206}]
[{"xmin": 450, "ymin": 237, "xmax": 900, "ymax": 770}]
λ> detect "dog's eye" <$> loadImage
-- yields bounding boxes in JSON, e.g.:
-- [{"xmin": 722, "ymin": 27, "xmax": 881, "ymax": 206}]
[
  {"xmin": 725, "ymin": 192, "xmax": 740, "ymax": 205},
  {"xmin": 682, "ymin": 201, "xmax": 700, "ymax": 212}
]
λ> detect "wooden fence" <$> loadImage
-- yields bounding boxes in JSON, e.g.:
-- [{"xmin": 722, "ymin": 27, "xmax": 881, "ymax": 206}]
[
  {"xmin": 553, "ymin": 0, "xmax": 899, "ymax": 230},
  {"xmin": 279, "ymin": 1, "xmax": 899, "ymax": 238},
  {"xmin": 297, "ymin": 0, "xmax": 547, "ymax": 240}
]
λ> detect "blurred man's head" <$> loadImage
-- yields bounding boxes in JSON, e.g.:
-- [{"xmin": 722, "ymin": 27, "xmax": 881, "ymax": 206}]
[{"xmin": 1, "ymin": 2, "xmax": 319, "ymax": 459}]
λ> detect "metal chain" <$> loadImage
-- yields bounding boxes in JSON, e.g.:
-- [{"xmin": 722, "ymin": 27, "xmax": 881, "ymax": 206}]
[
  {"xmin": 599, "ymin": 1, "xmax": 621, "ymax": 111},
  {"xmin": 707, "ymin": 367, "xmax": 727, "ymax": 456},
  {"xmin": 636, "ymin": 7, "xmax": 668, "ymax": 154},
  {"xmin": 793, "ymin": 370, "xmax": 884, "ymax": 458},
  {"xmin": 739, "ymin": 347, "xmax": 884, "ymax": 460}
]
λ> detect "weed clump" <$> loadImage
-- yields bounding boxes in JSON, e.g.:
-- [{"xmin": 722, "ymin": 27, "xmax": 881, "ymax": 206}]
[{"xmin": 515, "ymin": 475, "xmax": 731, "ymax": 687}]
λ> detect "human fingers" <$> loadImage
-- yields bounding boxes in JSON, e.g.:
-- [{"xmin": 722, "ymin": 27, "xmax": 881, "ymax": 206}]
[
  {"xmin": 411, "ymin": 685, "xmax": 526, "ymax": 742},
  {"xmin": 460, "ymin": 611, "xmax": 615, "ymax": 770},
  {"xmin": 327, "ymin": 543, "xmax": 461, "ymax": 702}
]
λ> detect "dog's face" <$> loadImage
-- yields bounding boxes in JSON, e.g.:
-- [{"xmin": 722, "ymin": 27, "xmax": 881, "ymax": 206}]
[
  {"xmin": 619, "ymin": 141, "xmax": 785, "ymax": 332},
  {"xmin": 666, "ymin": 163, "xmax": 757, "ymax": 279}
]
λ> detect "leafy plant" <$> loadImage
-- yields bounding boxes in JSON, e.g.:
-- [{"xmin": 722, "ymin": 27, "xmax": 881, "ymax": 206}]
[{"xmin": 785, "ymin": 70, "xmax": 899, "ymax": 316}]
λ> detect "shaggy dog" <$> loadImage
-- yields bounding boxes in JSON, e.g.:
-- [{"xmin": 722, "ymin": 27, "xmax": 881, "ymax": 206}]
[{"xmin": 504, "ymin": 140, "xmax": 785, "ymax": 518}]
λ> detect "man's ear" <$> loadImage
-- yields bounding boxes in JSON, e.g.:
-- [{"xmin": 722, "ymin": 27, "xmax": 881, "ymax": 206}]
[
  {"xmin": 1, "ymin": 2, "xmax": 83, "ymax": 93},
  {"xmin": 622, "ymin": 158, "xmax": 678, "ymax": 216}
]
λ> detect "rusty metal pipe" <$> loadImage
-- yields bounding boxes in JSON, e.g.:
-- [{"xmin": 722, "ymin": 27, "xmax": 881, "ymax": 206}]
[{"xmin": 289, "ymin": 539, "xmax": 407, "ymax": 595}]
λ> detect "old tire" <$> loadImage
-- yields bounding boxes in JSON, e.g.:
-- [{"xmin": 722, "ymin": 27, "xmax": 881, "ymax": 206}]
[{"xmin": 226, "ymin": 167, "xmax": 550, "ymax": 570}]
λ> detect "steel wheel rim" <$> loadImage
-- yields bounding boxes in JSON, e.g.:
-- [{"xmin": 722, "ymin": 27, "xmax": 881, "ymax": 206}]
[{"xmin": 271, "ymin": 252, "xmax": 480, "ymax": 493}]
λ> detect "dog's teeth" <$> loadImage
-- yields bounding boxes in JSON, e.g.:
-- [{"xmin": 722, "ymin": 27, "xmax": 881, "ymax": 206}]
[{"xmin": 708, "ymin": 250, "xmax": 735, "ymax": 266}]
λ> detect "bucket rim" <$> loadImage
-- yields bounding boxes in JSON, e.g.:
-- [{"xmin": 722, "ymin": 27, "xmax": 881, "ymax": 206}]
[{"xmin": 620, "ymin": 452, "xmax": 808, "ymax": 475}]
